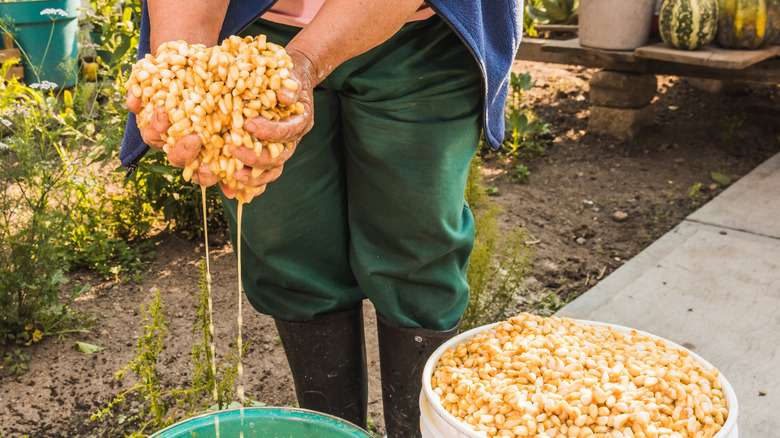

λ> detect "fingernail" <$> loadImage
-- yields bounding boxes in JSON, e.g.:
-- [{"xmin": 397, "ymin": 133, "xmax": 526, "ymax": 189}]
[{"xmin": 244, "ymin": 119, "xmax": 258, "ymax": 132}]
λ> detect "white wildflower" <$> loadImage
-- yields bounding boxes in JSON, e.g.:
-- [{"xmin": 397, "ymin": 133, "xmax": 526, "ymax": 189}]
[
  {"xmin": 0, "ymin": 142, "xmax": 9, "ymax": 150},
  {"xmin": 11, "ymin": 104, "xmax": 31, "ymax": 118},
  {"xmin": 0, "ymin": 118, "xmax": 11, "ymax": 127},
  {"xmin": 40, "ymin": 8, "xmax": 68, "ymax": 17},
  {"xmin": 29, "ymin": 80, "xmax": 58, "ymax": 91}
]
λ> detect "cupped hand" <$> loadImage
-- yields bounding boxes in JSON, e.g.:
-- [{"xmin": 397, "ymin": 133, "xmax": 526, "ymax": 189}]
[
  {"xmin": 223, "ymin": 48, "xmax": 316, "ymax": 202},
  {"xmin": 126, "ymin": 92, "xmax": 219, "ymax": 187}
]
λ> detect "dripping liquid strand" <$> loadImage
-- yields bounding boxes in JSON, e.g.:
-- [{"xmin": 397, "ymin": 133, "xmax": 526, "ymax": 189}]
[
  {"xmin": 236, "ymin": 200, "xmax": 246, "ymax": 437},
  {"xmin": 201, "ymin": 186, "xmax": 219, "ymax": 402},
  {"xmin": 202, "ymin": 186, "xmax": 221, "ymax": 438}
]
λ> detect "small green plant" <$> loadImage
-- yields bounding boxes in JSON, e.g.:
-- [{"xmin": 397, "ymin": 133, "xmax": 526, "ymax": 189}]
[
  {"xmin": 524, "ymin": 0, "xmax": 540, "ymax": 36},
  {"xmin": 526, "ymin": 0, "xmax": 579, "ymax": 25},
  {"xmin": 463, "ymin": 154, "xmax": 536, "ymax": 331},
  {"xmin": 536, "ymin": 290, "xmax": 571, "ymax": 315},
  {"xmin": 366, "ymin": 418, "xmax": 384, "ymax": 438},
  {"xmin": 688, "ymin": 182, "xmax": 703, "ymax": 210},
  {"xmin": 501, "ymin": 72, "xmax": 551, "ymax": 165},
  {"xmin": 2, "ymin": 348, "xmax": 30, "ymax": 376},
  {"xmin": 720, "ymin": 115, "xmax": 743, "ymax": 147},
  {"xmin": 509, "ymin": 164, "xmax": 530, "ymax": 184},
  {"xmin": 93, "ymin": 263, "xmax": 248, "ymax": 436}
]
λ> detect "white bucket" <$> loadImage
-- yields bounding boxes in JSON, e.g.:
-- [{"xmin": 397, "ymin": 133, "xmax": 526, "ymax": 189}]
[
  {"xmin": 420, "ymin": 320, "xmax": 739, "ymax": 438},
  {"xmin": 579, "ymin": 0, "xmax": 657, "ymax": 50}
]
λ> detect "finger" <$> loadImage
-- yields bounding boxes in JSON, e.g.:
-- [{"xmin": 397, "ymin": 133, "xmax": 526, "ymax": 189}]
[
  {"xmin": 191, "ymin": 163, "xmax": 220, "ymax": 187},
  {"xmin": 236, "ymin": 185, "xmax": 267, "ymax": 202},
  {"xmin": 236, "ymin": 185, "xmax": 267, "ymax": 203},
  {"xmin": 150, "ymin": 108, "xmax": 172, "ymax": 134},
  {"xmin": 277, "ymin": 76, "xmax": 301, "ymax": 106},
  {"xmin": 126, "ymin": 92, "xmax": 143, "ymax": 114},
  {"xmin": 140, "ymin": 125, "xmax": 167, "ymax": 151},
  {"xmin": 231, "ymin": 143, "xmax": 295, "ymax": 169},
  {"xmin": 231, "ymin": 143, "xmax": 297, "ymax": 166},
  {"xmin": 168, "ymin": 134, "xmax": 201, "ymax": 167},
  {"xmin": 233, "ymin": 165, "xmax": 284, "ymax": 187},
  {"xmin": 229, "ymin": 145, "xmax": 261, "ymax": 167},
  {"xmin": 244, "ymin": 112, "xmax": 312, "ymax": 144},
  {"xmin": 219, "ymin": 181, "xmax": 236, "ymax": 199},
  {"xmin": 280, "ymin": 49, "xmax": 316, "ymax": 106}
]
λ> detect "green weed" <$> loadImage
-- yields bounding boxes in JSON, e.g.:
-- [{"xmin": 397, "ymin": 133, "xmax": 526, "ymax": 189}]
[
  {"xmin": 688, "ymin": 182, "xmax": 703, "ymax": 210},
  {"xmin": 501, "ymin": 72, "xmax": 551, "ymax": 166},
  {"xmin": 509, "ymin": 164, "xmax": 530, "ymax": 184},
  {"xmin": 2, "ymin": 348, "xmax": 30, "ymax": 376},
  {"xmin": 93, "ymin": 263, "xmax": 248, "ymax": 436},
  {"xmin": 463, "ymin": 154, "xmax": 536, "ymax": 331},
  {"xmin": 720, "ymin": 115, "xmax": 743, "ymax": 147},
  {"xmin": 536, "ymin": 290, "xmax": 571, "ymax": 315}
]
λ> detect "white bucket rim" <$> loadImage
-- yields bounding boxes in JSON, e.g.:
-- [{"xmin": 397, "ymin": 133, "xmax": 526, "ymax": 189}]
[{"xmin": 421, "ymin": 318, "xmax": 738, "ymax": 437}]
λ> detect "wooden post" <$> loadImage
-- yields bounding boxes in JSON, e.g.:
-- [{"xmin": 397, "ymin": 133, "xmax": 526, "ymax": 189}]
[{"xmin": 1, "ymin": 33, "xmax": 25, "ymax": 82}]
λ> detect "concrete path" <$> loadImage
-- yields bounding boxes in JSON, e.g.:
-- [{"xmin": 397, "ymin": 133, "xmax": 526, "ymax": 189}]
[{"xmin": 557, "ymin": 152, "xmax": 780, "ymax": 437}]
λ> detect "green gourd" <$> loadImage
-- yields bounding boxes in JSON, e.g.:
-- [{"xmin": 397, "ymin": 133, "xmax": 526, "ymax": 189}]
[
  {"xmin": 659, "ymin": 0, "xmax": 721, "ymax": 50},
  {"xmin": 717, "ymin": 0, "xmax": 780, "ymax": 49}
]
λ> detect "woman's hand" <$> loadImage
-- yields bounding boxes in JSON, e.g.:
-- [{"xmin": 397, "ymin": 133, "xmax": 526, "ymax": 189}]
[{"xmin": 221, "ymin": 48, "xmax": 316, "ymax": 201}]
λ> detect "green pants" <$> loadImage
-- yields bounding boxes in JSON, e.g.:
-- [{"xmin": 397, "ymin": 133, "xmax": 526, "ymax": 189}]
[{"xmin": 222, "ymin": 16, "xmax": 482, "ymax": 330}]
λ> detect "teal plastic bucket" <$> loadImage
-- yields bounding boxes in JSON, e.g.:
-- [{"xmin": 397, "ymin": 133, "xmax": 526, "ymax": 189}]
[
  {"xmin": 0, "ymin": 0, "xmax": 80, "ymax": 88},
  {"xmin": 149, "ymin": 407, "xmax": 374, "ymax": 438}
]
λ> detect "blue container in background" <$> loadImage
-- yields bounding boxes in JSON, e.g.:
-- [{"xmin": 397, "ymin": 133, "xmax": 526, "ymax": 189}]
[{"xmin": 0, "ymin": 0, "xmax": 80, "ymax": 88}]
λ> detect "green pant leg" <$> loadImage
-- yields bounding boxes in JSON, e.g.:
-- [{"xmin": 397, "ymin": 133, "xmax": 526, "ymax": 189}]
[
  {"xmin": 334, "ymin": 17, "xmax": 483, "ymax": 330},
  {"xmin": 222, "ymin": 21, "xmax": 364, "ymax": 320}
]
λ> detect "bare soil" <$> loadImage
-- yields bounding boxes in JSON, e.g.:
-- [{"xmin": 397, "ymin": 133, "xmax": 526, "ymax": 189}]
[{"xmin": 1, "ymin": 60, "xmax": 778, "ymax": 438}]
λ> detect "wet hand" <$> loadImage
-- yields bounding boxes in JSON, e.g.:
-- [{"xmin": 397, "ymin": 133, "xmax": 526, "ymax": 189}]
[{"xmin": 223, "ymin": 49, "xmax": 316, "ymax": 201}]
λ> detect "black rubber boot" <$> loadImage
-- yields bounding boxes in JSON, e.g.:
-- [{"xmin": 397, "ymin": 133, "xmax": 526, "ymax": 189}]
[
  {"xmin": 376, "ymin": 313, "xmax": 460, "ymax": 438},
  {"xmin": 273, "ymin": 303, "xmax": 368, "ymax": 429}
]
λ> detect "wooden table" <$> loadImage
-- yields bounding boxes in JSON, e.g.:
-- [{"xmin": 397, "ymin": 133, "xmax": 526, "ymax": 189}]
[
  {"xmin": 515, "ymin": 36, "xmax": 779, "ymax": 138},
  {"xmin": 516, "ymin": 37, "xmax": 780, "ymax": 83}
]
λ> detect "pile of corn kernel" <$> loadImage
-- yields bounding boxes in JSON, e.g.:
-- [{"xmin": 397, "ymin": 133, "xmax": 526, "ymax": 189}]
[
  {"xmin": 125, "ymin": 35, "xmax": 304, "ymax": 201},
  {"xmin": 431, "ymin": 313, "xmax": 728, "ymax": 438}
]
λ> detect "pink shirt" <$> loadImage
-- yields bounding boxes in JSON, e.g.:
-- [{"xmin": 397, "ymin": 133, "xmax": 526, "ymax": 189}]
[{"xmin": 263, "ymin": 0, "xmax": 434, "ymax": 28}]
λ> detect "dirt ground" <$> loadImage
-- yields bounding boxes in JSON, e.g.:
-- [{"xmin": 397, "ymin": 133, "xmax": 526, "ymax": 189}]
[{"xmin": 1, "ymin": 59, "xmax": 778, "ymax": 438}]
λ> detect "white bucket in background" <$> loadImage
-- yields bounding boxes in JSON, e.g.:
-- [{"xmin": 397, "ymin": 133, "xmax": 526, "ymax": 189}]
[
  {"xmin": 579, "ymin": 0, "xmax": 656, "ymax": 50},
  {"xmin": 420, "ymin": 320, "xmax": 739, "ymax": 438}
]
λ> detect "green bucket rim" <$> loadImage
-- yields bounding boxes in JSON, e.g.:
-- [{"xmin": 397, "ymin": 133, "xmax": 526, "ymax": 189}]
[{"xmin": 149, "ymin": 407, "xmax": 374, "ymax": 438}]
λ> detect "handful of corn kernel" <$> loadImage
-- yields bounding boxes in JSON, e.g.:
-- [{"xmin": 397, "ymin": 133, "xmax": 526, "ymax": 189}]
[
  {"xmin": 431, "ymin": 313, "xmax": 728, "ymax": 438},
  {"xmin": 125, "ymin": 35, "xmax": 304, "ymax": 202}
]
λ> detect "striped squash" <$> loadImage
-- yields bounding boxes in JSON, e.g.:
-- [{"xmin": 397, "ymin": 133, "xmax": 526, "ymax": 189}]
[
  {"xmin": 717, "ymin": 0, "xmax": 780, "ymax": 49},
  {"xmin": 659, "ymin": 0, "xmax": 720, "ymax": 50}
]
